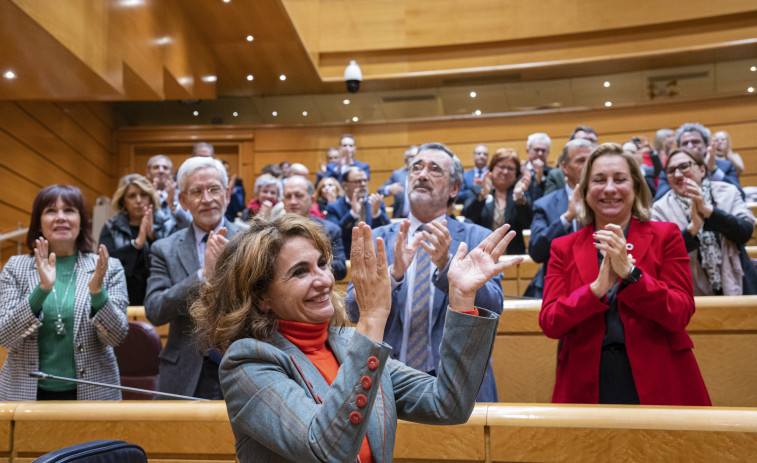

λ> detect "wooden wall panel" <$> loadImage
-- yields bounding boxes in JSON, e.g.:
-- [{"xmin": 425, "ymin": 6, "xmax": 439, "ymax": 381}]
[{"xmin": 0, "ymin": 102, "xmax": 117, "ymax": 267}]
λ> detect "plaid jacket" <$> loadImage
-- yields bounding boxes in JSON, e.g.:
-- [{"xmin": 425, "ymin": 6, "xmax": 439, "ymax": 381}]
[{"xmin": 0, "ymin": 253, "xmax": 129, "ymax": 401}]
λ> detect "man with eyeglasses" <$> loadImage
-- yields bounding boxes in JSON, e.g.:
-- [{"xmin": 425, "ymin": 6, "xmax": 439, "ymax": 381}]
[
  {"xmin": 145, "ymin": 157, "xmax": 241, "ymax": 400},
  {"xmin": 524, "ymin": 132, "xmax": 553, "ymax": 201},
  {"xmin": 344, "ymin": 142, "xmax": 504, "ymax": 402},
  {"xmin": 544, "ymin": 125, "xmax": 599, "ymax": 195},
  {"xmin": 325, "ymin": 166, "xmax": 389, "ymax": 255},
  {"xmin": 654, "ymin": 123, "xmax": 742, "ymax": 201}
]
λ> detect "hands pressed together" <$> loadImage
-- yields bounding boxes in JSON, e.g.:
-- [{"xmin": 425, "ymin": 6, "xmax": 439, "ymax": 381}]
[
  {"xmin": 680, "ymin": 178, "xmax": 712, "ymax": 235},
  {"xmin": 202, "ymin": 227, "xmax": 229, "ymax": 279},
  {"xmin": 590, "ymin": 224, "xmax": 637, "ymax": 298}
]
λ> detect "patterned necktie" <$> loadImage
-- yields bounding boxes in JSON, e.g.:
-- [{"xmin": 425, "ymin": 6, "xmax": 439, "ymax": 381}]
[{"xmin": 407, "ymin": 230, "xmax": 431, "ymax": 371}]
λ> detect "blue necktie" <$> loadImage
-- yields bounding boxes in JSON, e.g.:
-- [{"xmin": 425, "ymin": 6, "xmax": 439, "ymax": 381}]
[{"xmin": 407, "ymin": 230, "xmax": 431, "ymax": 371}]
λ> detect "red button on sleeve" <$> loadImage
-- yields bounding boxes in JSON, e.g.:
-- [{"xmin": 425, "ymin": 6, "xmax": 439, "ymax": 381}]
[
  {"xmin": 360, "ymin": 375, "xmax": 373, "ymax": 389},
  {"xmin": 367, "ymin": 356, "xmax": 379, "ymax": 370},
  {"xmin": 350, "ymin": 411, "xmax": 363, "ymax": 424},
  {"xmin": 355, "ymin": 393, "xmax": 368, "ymax": 408}
]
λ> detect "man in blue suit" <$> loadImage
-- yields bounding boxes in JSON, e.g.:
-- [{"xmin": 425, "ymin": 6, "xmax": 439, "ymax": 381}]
[
  {"xmin": 319, "ymin": 134, "xmax": 371, "ymax": 184},
  {"xmin": 378, "ymin": 145, "xmax": 418, "ymax": 218},
  {"xmin": 325, "ymin": 167, "xmax": 390, "ymax": 255},
  {"xmin": 524, "ymin": 139, "xmax": 592, "ymax": 298},
  {"xmin": 654, "ymin": 122, "xmax": 743, "ymax": 200},
  {"xmin": 346, "ymin": 142, "xmax": 504, "ymax": 402},
  {"xmin": 457, "ymin": 143, "xmax": 489, "ymax": 203}
]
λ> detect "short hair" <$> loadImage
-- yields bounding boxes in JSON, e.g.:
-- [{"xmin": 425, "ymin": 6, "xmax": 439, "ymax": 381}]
[
  {"xmin": 577, "ymin": 143, "xmax": 652, "ymax": 224},
  {"xmin": 654, "ymin": 128, "xmax": 674, "ymax": 152},
  {"xmin": 261, "ymin": 164, "xmax": 283, "ymax": 178},
  {"xmin": 404, "ymin": 145, "xmax": 419, "ymax": 160},
  {"xmin": 253, "ymin": 174, "xmax": 282, "ymax": 198},
  {"xmin": 177, "ymin": 157, "xmax": 228, "ymax": 193},
  {"xmin": 27, "ymin": 185, "xmax": 94, "ymax": 254},
  {"xmin": 559, "ymin": 138, "xmax": 592, "ymax": 165},
  {"xmin": 111, "ymin": 174, "xmax": 160, "ymax": 213},
  {"xmin": 666, "ymin": 148, "xmax": 705, "ymax": 168},
  {"xmin": 489, "ymin": 148, "xmax": 522, "ymax": 180},
  {"xmin": 286, "ymin": 175, "xmax": 315, "ymax": 196},
  {"xmin": 189, "ymin": 214, "xmax": 349, "ymax": 350},
  {"xmin": 341, "ymin": 166, "xmax": 364, "ymax": 183},
  {"xmin": 193, "ymin": 142, "xmax": 214, "ymax": 156},
  {"xmin": 676, "ymin": 123, "xmax": 710, "ymax": 146},
  {"xmin": 289, "ymin": 163, "xmax": 309, "ymax": 177},
  {"xmin": 315, "ymin": 177, "xmax": 345, "ymax": 200},
  {"xmin": 340, "ymin": 134, "xmax": 355, "ymax": 144},
  {"xmin": 570, "ymin": 125, "xmax": 597, "ymax": 140},
  {"xmin": 146, "ymin": 154, "xmax": 172, "ymax": 171},
  {"xmin": 527, "ymin": 133, "xmax": 551, "ymax": 149},
  {"xmin": 414, "ymin": 142, "xmax": 464, "ymax": 188}
]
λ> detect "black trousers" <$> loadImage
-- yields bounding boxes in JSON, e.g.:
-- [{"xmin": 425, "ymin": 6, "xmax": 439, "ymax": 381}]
[
  {"xmin": 193, "ymin": 356, "xmax": 223, "ymax": 400},
  {"xmin": 598, "ymin": 344, "xmax": 640, "ymax": 405}
]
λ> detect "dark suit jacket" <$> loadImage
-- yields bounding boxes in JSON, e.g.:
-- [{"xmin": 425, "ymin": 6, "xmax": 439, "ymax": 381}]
[
  {"xmin": 462, "ymin": 185, "xmax": 532, "ymax": 255},
  {"xmin": 344, "ymin": 218, "xmax": 503, "ymax": 402},
  {"xmin": 526, "ymin": 165, "xmax": 553, "ymax": 201},
  {"xmin": 317, "ymin": 159, "xmax": 371, "ymax": 185},
  {"xmin": 378, "ymin": 168, "xmax": 409, "ymax": 218},
  {"xmin": 144, "ymin": 219, "xmax": 240, "ymax": 397},
  {"xmin": 540, "ymin": 219, "xmax": 711, "ymax": 405},
  {"xmin": 311, "ymin": 216, "xmax": 347, "ymax": 280},
  {"xmin": 525, "ymin": 188, "xmax": 572, "ymax": 298},
  {"xmin": 324, "ymin": 196, "xmax": 390, "ymax": 255},
  {"xmin": 655, "ymin": 158, "xmax": 742, "ymax": 200}
]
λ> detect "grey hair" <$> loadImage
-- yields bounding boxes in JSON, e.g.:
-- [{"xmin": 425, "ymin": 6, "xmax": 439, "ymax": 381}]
[
  {"xmin": 404, "ymin": 145, "xmax": 419, "ymax": 160},
  {"xmin": 527, "ymin": 132, "xmax": 551, "ymax": 149},
  {"xmin": 558, "ymin": 138, "xmax": 592, "ymax": 165},
  {"xmin": 146, "ymin": 154, "xmax": 172, "ymax": 170},
  {"xmin": 414, "ymin": 142, "xmax": 464, "ymax": 188},
  {"xmin": 676, "ymin": 123, "xmax": 711, "ymax": 146},
  {"xmin": 177, "ymin": 157, "xmax": 228, "ymax": 193},
  {"xmin": 193, "ymin": 142, "xmax": 214, "ymax": 156},
  {"xmin": 286, "ymin": 175, "xmax": 315, "ymax": 196},
  {"xmin": 253, "ymin": 173, "xmax": 282, "ymax": 198}
]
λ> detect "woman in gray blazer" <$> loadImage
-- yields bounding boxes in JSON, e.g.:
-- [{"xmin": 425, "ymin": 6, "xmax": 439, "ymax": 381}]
[
  {"xmin": 0, "ymin": 185, "xmax": 128, "ymax": 401},
  {"xmin": 190, "ymin": 214, "xmax": 522, "ymax": 462}
]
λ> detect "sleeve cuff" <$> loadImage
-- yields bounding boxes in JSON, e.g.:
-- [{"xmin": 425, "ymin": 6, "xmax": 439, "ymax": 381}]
[
  {"xmin": 28, "ymin": 285, "xmax": 51, "ymax": 316},
  {"xmin": 449, "ymin": 306, "xmax": 479, "ymax": 316}
]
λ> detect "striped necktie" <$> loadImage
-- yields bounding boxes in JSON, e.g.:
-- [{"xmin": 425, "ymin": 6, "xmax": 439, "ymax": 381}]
[{"xmin": 407, "ymin": 230, "xmax": 431, "ymax": 371}]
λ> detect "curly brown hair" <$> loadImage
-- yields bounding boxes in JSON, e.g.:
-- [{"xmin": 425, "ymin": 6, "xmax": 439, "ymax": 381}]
[{"xmin": 190, "ymin": 213, "xmax": 349, "ymax": 351}]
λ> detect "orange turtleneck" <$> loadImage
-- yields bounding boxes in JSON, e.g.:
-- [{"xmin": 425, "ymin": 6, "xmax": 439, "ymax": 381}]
[{"xmin": 278, "ymin": 319, "xmax": 373, "ymax": 463}]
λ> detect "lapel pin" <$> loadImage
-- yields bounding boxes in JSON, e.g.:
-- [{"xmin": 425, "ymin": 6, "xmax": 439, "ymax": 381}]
[{"xmin": 626, "ymin": 243, "xmax": 634, "ymax": 251}]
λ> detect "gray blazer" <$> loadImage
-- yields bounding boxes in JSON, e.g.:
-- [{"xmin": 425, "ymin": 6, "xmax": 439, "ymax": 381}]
[
  {"xmin": 144, "ymin": 219, "xmax": 240, "ymax": 397},
  {"xmin": 221, "ymin": 307, "xmax": 499, "ymax": 463},
  {"xmin": 0, "ymin": 253, "xmax": 128, "ymax": 401}
]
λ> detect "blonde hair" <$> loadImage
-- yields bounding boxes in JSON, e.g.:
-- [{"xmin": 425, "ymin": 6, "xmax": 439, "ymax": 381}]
[
  {"xmin": 111, "ymin": 174, "xmax": 160, "ymax": 214},
  {"xmin": 577, "ymin": 143, "xmax": 652, "ymax": 224},
  {"xmin": 190, "ymin": 214, "xmax": 349, "ymax": 351},
  {"xmin": 315, "ymin": 177, "xmax": 345, "ymax": 200}
]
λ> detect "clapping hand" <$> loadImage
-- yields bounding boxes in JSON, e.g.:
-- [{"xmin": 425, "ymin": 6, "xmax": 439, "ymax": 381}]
[
  {"xmin": 591, "ymin": 224, "xmax": 637, "ymax": 298},
  {"xmin": 351, "ymin": 222, "xmax": 390, "ymax": 343},
  {"xmin": 34, "ymin": 238, "xmax": 56, "ymax": 291},
  {"xmin": 89, "ymin": 244, "xmax": 110, "ymax": 294},
  {"xmin": 203, "ymin": 228, "xmax": 229, "ymax": 279},
  {"xmin": 447, "ymin": 224, "xmax": 523, "ymax": 311},
  {"xmin": 390, "ymin": 220, "xmax": 424, "ymax": 280}
]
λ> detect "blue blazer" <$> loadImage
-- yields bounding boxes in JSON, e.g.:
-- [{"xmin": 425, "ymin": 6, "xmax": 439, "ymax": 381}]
[
  {"xmin": 311, "ymin": 216, "xmax": 347, "ymax": 280},
  {"xmin": 378, "ymin": 168, "xmax": 409, "ymax": 218},
  {"xmin": 525, "ymin": 188, "xmax": 572, "ymax": 298},
  {"xmin": 317, "ymin": 160, "xmax": 372, "ymax": 185},
  {"xmin": 221, "ymin": 308, "xmax": 499, "ymax": 463},
  {"xmin": 344, "ymin": 218, "xmax": 503, "ymax": 402},
  {"xmin": 655, "ymin": 158, "xmax": 742, "ymax": 200},
  {"xmin": 456, "ymin": 168, "xmax": 485, "ymax": 204},
  {"xmin": 325, "ymin": 196, "xmax": 390, "ymax": 255}
]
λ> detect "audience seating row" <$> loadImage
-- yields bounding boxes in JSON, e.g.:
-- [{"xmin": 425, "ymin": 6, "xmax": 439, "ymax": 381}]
[{"xmin": 1, "ymin": 401, "xmax": 755, "ymax": 462}]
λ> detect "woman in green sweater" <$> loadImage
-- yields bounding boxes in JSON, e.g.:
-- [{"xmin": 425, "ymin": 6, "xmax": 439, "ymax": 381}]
[{"xmin": 0, "ymin": 185, "xmax": 129, "ymax": 400}]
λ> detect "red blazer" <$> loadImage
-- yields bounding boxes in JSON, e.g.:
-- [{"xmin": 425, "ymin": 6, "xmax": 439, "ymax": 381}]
[{"xmin": 540, "ymin": 219, "xmax": 711, "ymax": 406}]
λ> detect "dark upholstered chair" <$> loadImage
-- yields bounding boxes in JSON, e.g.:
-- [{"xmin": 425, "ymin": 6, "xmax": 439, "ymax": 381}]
[
  {"xmin": 32, "ymin": 439, "xmax": 147, "ymax": 462},
  {"xmin": 114, "ymin": 321, "xmax": 162, "ymax": 400}
]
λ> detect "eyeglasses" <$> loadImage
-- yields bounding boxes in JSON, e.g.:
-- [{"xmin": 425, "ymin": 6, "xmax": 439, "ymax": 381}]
[
  {"xmin": 494, "ymin": 164, "xmax": 517, "ymax": 173},
  {"xmin": 345, "ymin": 178, "xmax": 368, "ymax": 184},
  {"xmin": 410, "ymin": 161, "xmax": 446, "ymax": 177},
  {"xmin": 186, "ymin": 185, "xmax": 224, "ymax": 199},
  {"xmin": 665, "ymin": 161, "xmax": 695, "ymax": 176}
]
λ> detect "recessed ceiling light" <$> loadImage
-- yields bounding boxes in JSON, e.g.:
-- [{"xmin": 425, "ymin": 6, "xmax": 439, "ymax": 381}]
[
  {"xmin": 279, "ymin": 75, "xmax": 286, "ymax": 81},
  {"xmin": 604, "ymin": 101, "xmax": 612, "ymax": 107},
  {"xmin": 154, "ymin": 36, "xmax": 171, "ymax": 46},
  {"xmin": 474, "ymin": 109, "xmax": 481, "ymax": 116},
  {"xmin": 233, "ymin": 112, "xmax": 238, "ymax": 117},
  {"xmin": 4, "ymin": 70, "xmax": 17, "ymax": 79},
  {"xmin": 201, "ymin": 75, "xmax": 217, "ymax": 83},
  {"xmin": 470, "ymin": 91, "xmax": 477, "ymax": 98},
  {"xmin": 749, "ymin": 87, "xmax": 755, "ymax": 93},
  {"xmin": 343, "ymin": 99, "xmax": 350, "ymax": 105},
  {"xmin": 246, "ymin": 74, "xmax": 254, "ymax": 81},
  {"xmin": 751, "ymin": 66, "xmax": 756, "ymax": 72},
  {"xmin": 302, "ymin": 111, "xmax": 308, "ymax": 116},
  {"xmin": 246, "ymin": 35, "xmax": 254, "ymax": 42},
  {"xmin": 352, "ymin": 116, "xmax": 359, "ymax": 122},
  {"xmin": 193, "ymin": 110, "xmax": 199, "ymax": 116},
  {"xmin": 222, "ymin": 0, "xmax": 230, "ymax": 3},
  {"xmin": 272, "ymin": 111, "xmax": 278, "ymax": 116},
  {"xmin": 603, "ymin": 81, "xmax": 611, "ymax": 87}
]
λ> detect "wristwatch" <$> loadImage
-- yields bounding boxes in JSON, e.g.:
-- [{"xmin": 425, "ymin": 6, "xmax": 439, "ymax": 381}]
[{"xmin": 623, "ymin": 265, "xmax": 642, "ymax": 284}]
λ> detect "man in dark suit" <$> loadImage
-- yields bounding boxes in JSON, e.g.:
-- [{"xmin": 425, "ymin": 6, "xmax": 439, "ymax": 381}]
[
  {"xmin": 282, "ymin": 175, "xmax": 347, "ymax": 280},
  {"xmin": 456, "ymin": 143, "xmax": 489, "ymax": 203},
  {"xmin": 378, "ymin": 145, "xmax": 418, "ymax": 218},
  {"xmin": 345, "ymin": 142, "xmax": 504, "ymax": 402},
  {"xmin": 145, "ymin": 157, "xmax": 240, "ymax": 399},
  {"xmin": 325, "ymin": 166, "xmax": 390, "ymax": 255},
  {"xmin": 525, "ymin": 138, "xmax": 592, "ymax": 298},
  {"xmin": 319, "ymin": 134, "xmax": 371, "ymax": 184},
  {"xmin": 544, "ymin": 125, "xmax": 598, "ymax": 195},
  {"xmin": 654, "ymin": 122, "xmax": 743, "ymax": 200},
  {"xmin": 524, "ymin": 132, "xmax": 553, "ymax": 201}
]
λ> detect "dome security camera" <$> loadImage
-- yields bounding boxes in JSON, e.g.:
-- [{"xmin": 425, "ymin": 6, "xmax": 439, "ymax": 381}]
[{"xmin": 344, "ymin": 60, "xmax": 362, "ymax": 93}]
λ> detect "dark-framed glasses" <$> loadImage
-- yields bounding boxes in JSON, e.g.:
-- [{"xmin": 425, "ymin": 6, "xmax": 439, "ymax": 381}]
[{"xmin": 665, "ymin": 161, "xmax": 695, "ymax": 176}]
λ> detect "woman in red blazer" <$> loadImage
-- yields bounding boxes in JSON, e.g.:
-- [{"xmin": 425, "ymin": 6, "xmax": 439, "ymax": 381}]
[{"xmin": 540, "ymin": 143, "xmax": 710, "ymax": 406}]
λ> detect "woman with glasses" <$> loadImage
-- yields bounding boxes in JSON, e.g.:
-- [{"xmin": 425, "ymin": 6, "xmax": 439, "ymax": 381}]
[
  {"xmin": 652, "ymin": 148, "xmax": 756, "ymax": 295},
  {"xmin": 462, "ymin": 148, "xmax": 533, "ymax": 254}
]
